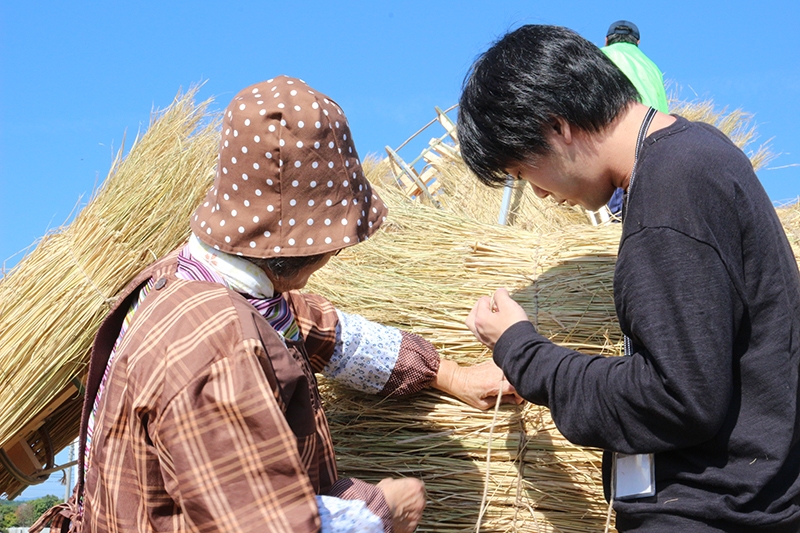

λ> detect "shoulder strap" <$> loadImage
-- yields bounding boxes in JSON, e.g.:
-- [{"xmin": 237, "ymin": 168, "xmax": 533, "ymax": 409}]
[
  {"xmin": 75, "ymin": 250, "xmax": 181, "ymax": 500},
  {"xmin": 623, "ymin": 107, "xmax": 658, "ymax": 218},
  {"xmin": 622, "ymin": 107, "xmax": 657, "ymax": 358}
]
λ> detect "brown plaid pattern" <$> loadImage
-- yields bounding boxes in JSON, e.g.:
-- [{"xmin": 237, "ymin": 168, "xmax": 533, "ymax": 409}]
[
  {"xmin": 85, "ymin": 260, "xmax": 325, "ymax": 532},
  {"xmin": 33, "ymin": 251, "xmax": 441, "ymax": 532},
  {"xmin": 286, "ymin": 291, "xmax": 338, "ymax": 373}
]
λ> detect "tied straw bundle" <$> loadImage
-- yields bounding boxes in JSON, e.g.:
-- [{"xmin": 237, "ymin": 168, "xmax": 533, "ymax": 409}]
[
  {"xmin": 308, "ymin": 196, "xmax": 621, "ymax": 532},
  {"xmin": 0, "ymin": 88, "xmax": 219, "ymax": 498},
  {"xmin": 369, "ymin": 155, "xmax": 588, "ymax": 234},
  {"xmin": 0, "ymin": 86, "xmax": 791, "ymax": 533},
  {"xmin": 307, "ymin": 194, "xmax": 623, "ymax": 363}
]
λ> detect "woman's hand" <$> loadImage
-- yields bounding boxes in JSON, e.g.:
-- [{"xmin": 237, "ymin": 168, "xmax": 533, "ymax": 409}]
[
  {"xmin": 377, "ymin": 477, "xmax": 426, "ymax": 533},
  {"xmin": 433, "ymin": 359, "xmax": 523, "ymax": 410}
]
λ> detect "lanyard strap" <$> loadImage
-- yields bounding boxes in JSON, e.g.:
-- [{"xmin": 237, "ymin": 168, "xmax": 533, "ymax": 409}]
[
  {"xmin": 623, "ymin": 106, "xmax": 658, "ymax": 218},
  {"xmin": 623, "ymin": 107, "xmax": 657, "ymax": 357}
]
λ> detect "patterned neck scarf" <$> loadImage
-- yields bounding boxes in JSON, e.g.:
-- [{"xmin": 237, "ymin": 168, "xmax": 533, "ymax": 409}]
[{"xmin": 179, "ymin": 234, "xmax": 300, "ymax": 342}]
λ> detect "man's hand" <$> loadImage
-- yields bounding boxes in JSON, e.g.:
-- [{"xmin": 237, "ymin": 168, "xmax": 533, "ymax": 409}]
[
  {"xmin": 377, "ymin": 477, "xmax": 426, "ymax": 533},
  {"xmin": 433, "ymin": 359, "xmax": 523, "ymax": 410},
  {"xmin": 466, "ymin": 288, "xmax": 529, "ymax": 349}
]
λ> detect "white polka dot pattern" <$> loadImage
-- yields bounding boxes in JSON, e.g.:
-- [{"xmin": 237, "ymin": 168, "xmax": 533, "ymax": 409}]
[{"xmin": 191, "ymin": 75, "xmax": 388, "ymax": 257}]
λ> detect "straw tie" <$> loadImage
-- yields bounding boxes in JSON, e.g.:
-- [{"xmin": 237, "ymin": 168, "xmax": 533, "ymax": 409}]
[{"xmin": 475, "ymin": 376, "xmax": 506, "ymax": 533}]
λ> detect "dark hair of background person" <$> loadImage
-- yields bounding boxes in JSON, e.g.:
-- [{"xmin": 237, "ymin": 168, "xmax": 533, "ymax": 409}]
[
  {"xmin": 457, "ymin": 24, "xmax": 639, "ymax": 187},
  {"xmin": 248, "ymin": 253, "xmax": 330, "ymax": 281},
  {"xmin": 606, "ymin": 20, "xmax": 640, "ymax": 46},
  {"xmin": 606, "ymin": 33, "xmax": 639, "ymax": 46}
]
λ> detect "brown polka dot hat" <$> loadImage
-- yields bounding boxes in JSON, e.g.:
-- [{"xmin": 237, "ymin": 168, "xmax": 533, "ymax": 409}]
[{"xmin": 191, "ymin": 75, "xmax": 388, "ymax": 258}]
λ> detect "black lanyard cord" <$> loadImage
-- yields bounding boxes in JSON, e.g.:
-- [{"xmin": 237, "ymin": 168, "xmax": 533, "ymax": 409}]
[
  {"xmin": 622, "ymin": 106, "xmax": 657, "ymax": 357},
  {"xmin": 623, "ymin": 106, "xmax": 658, "ymax": 219}
]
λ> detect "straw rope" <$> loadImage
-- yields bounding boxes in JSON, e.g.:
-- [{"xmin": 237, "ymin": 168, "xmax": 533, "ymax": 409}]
[{"xmin": 475, "ymin": 379, "xmax": 505, "ymax": 533}]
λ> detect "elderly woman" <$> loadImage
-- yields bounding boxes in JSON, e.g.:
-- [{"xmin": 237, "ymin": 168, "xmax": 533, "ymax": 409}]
[{"xmin": 35, "ymin": 76, "xmax": 518, "ymax": 533}]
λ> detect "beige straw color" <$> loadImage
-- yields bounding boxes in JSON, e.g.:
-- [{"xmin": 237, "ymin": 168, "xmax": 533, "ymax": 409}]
[
  {"xmin": 0, "ymin": 88, "xmax": 219, "ymax": 497},
  {"xmin": 309, "ymin": 193, "xmax": 620, "ymax": 532},
  {"xmin": 0, "ymin": 88, "xmax": 792, "ymax": 533}
]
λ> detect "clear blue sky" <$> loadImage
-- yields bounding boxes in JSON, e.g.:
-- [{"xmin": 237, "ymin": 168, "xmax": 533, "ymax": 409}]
[{"xmin": 2, "ymin": 0, "xmax": 799, "ymax": 499}]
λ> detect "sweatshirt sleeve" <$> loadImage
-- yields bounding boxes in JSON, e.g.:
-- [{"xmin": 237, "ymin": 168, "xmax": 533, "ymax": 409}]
[{"xmin": 494, "ymin": 227, "xmax": 740, "ymax": 454}]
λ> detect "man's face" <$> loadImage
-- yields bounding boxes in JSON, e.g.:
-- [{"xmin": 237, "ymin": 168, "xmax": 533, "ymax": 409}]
[
  {"xmin": 505, "ymin": 123, "xmax": 617, "ymax": 212},
  {"xmin": 506, "ymin": 153, "xmax": 615, "ymax": 212}
]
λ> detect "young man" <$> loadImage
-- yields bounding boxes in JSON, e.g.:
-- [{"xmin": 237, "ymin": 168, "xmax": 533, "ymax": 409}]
[
  {"xmin": 458, "ymin": 25, "xmax": 800, "ymax": 532},
  {"xmin": 601, "ymin": 20, "xmax": 669, "ymax": 114}
]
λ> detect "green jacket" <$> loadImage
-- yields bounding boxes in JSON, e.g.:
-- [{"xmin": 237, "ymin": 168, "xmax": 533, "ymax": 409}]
[{"xmin": 601, "ymin": 42, "xmax": 669, "ymax": 113}]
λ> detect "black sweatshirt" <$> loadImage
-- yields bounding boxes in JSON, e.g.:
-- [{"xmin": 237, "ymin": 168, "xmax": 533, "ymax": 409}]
[{"xmin": 494, "ymin": 117, "xmax": 800, "ymax": 532}]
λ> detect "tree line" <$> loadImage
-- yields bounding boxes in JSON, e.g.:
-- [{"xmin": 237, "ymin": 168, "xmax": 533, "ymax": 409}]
[{"xmin": 0, "ymin": 494, "xmax": 60, "ymax": 531}]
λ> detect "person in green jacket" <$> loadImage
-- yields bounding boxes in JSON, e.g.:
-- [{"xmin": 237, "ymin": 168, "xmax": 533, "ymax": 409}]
[
  {"xmin": 602, "ymin": 20, "xmax": 669, "ymax": 216},
  {"xmin": 601, "ymin": 20, "xmax": 668, "ymax": 112}
]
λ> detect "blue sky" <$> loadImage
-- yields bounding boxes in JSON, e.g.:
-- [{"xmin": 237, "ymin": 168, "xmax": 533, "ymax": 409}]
[{"xmin": 2, "ymin": 0, "xmax": 799, "ymax": 499}]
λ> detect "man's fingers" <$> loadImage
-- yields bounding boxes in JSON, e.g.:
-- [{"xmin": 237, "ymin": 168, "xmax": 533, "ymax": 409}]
[
  {"xmin": 467, "ymin": 296, "xmax": 492, "ymax": 337},
  {"xmin": 466, "ymin": 305, "xmax": 478, "ymax": 333},
  {"xmin": 491, "ymin": 288, "xmax": 512, "ymax": 309},
  {"xmin": 475, "ymin": 393, "xmax": 524, "ymax": 410},
  {"xmin": 498, "ymin": 380, "xmax": 516, "ymax": 395},
  {"xmin": 502, "ymin": 392, "xmax": 525, "ymax": 405}
]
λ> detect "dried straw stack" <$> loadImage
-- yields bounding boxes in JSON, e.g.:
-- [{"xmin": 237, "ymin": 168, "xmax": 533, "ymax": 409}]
[
  {"xmin": 0, "ymin": 88, "xmax": 789, "ymax": 532},
  {"xmin": 372, "ymin": 154, "xmax": 588, "ymax": 233},
  {"xmin": 307, "ymin": 197, "xmax": 622, "ymax": 531},
  {"xmin": 321, "ymin": 382, "xmax": 606, "ymax": 533},
  {"xmin": 0, "ymin": 89, "xmax": 219, "ymax": 497},
  {"xmin": 308, "ymin": 197, "xmax": 622, "ymax": 362},
  {"xmin": 668, "ymin": 98, "xmax": 775, "ymax": 171},
  {"xmin": 777, "ymin": 202, "xmax": 800, "ymax": 260}
]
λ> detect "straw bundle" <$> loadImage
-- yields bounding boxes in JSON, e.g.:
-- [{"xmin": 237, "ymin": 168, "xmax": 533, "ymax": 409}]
[
  {"xmin": 321, "ymin": 381, "xmax": 606, "ymax": 533},
  {"xmin": 371, "ymin": 152, "xmax": 587, "ymax": 233},
  {"xmin": 0, "ymin": 89, "xmax": 219, "ymax": 497},
  {"xmin": 776, "ymin": 202, "xmax": 800, "ymax": 260},
  {"xmin": 668, "ymin": 98, "xmax": 775, "ymax": 171},
  {"xmin": 306, "ymin": 197, "xmax": 621, "ymax": 531},
  {"xmin": 307, "ymin": 197, "xmax": 623, "ymax": 362}
]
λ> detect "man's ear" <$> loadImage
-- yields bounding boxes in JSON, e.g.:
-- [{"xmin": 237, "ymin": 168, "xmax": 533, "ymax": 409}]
[{"xmin": 551, "ymin": 117, "xmax": 572, "ymax": 144}]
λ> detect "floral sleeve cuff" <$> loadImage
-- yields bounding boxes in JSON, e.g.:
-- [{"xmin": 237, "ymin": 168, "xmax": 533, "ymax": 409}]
[
  {"xmin": 317, "ymin": 495, "xmax": 383, "ymax": 533},
  {"xmin": 323, "ymin": 310, "xmax": 402, "ymax": 393},
  {"xmin": 326, "ymin": 477, "xmax": 393, "ymax": 532},
  {"xmin": 322, "ymin": 311, "xmax": 439, "ymax": 397}
]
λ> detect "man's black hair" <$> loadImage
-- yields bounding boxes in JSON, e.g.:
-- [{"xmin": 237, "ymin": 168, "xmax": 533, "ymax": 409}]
[
  {"xmin": 606, "ymin": 33, "xmax": 639, "ymax": 46},
  {"xmin": 457, "ymin": 25, "xmax": 639, "ymax": 186}
]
